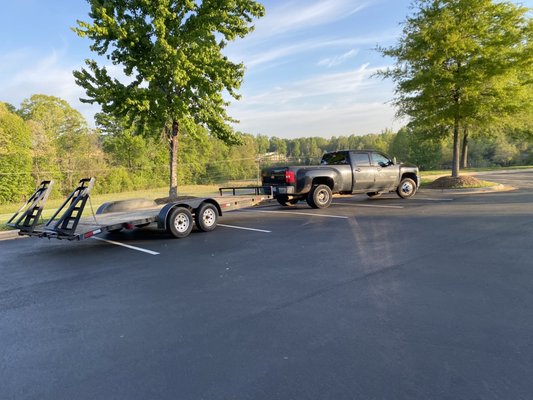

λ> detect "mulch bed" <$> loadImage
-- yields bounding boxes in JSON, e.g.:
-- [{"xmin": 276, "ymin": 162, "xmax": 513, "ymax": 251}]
[{"xmin": 427, "ymin": 175, "xmax": 485, "ymax": 189}]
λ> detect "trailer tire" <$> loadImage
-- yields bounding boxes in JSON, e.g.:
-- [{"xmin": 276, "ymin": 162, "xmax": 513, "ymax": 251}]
[
  {"xmin": 168, "ymin": 207, "xmax": 193, "ymax": 238},
  {"xmin": 195, "ymin": 203, "xmax": 218, "ymax": 232},
  {"xmin": 306, "ymin": 184, "xmax": 333, "ymax": 209}
]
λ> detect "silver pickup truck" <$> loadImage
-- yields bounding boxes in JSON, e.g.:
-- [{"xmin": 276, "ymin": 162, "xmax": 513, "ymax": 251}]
[{"xmin": 262, "ymin": 150, "xmax": 420, "ymax": 208}]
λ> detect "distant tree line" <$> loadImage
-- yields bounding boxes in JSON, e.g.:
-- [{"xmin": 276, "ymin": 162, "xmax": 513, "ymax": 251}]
[{"xmin": 0, "ymin": 94, "xmax": 531, "ymax": 204}]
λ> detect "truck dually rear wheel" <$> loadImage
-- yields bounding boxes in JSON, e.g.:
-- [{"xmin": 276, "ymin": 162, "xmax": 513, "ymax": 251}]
[{"xmin": 306, "ymin": 184, "xmax": 333, "ymax": 209}]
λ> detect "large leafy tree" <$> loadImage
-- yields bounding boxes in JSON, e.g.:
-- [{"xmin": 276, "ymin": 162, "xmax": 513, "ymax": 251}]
[
  {"xmin": 73, "ymin": 0, "xmax": 265, "ymax": 197},
  {"xmin": 19, "ymin": 94, "xmax": 105, "ymax": 192},
  {"xmin": 377, "ymin": 0, "xmax": 532, "ymax": 177},
  {"xmin": 0, "ymin": 103, "xmax": 33, "ymax": 203}
]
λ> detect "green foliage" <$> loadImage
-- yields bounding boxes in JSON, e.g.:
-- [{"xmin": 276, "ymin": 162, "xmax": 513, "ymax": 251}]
[
  {"xmin": 73, "ymin": 0, "xmax": 265, "ymax": 196},
  {"xmin": 377, "ymin": 0, "xmax": 533, "ymax": 176},
  {"xmin": 0, "ymin": 103, "xmax": 33, "ymax": 202},
  {"xmin": 18, "ymin": 94, "xmax": 106, "ymax": 194}
]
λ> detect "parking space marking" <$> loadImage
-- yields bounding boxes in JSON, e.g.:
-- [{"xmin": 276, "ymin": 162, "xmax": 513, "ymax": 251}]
[
  {"xmin": 92, "ymin": 237, "xmax": 160, "ymax": 255},
  {"xmin": 415, "ymin": 198, "xmax": 454, "ymax": 201},
  {"xmin": 250, "ymin": 210, "xmax": 349, "ymax": 219},
  {"xmin": 218, "ymin": 224, "xmax": 271, "ymax": 233},
  {"xmin": 332, "ymin": 202, "xmax": 404, "ymax": 209}
]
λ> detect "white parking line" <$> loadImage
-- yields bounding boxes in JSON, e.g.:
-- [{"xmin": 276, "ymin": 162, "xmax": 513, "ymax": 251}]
[
  {"xmin": 218, "ymin": 224, "xmax": 271, "ymax": 233},
  {"xmin": 416, "ymin": 198, "xmax": 454, "ymax": 201},
  {"xmin": 332, "ymin": 202, "xmax": 404, "ymax": 209},
  {"xmin": 250, "ymin": 210, "xmax": 349, "ymax": 219},
  {"xmin": 92, "ymin": 237, "xmax": 160, "ymax": 255}
]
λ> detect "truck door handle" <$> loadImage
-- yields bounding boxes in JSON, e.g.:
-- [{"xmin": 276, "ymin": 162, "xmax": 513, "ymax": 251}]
[{"xmin": 355, "ymin": 168, "xmax": 361, "ymax": 172}]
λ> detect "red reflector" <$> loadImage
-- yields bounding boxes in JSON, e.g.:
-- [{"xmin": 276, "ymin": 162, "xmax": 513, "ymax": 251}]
[
  {"xmin": 84, "ymin": 231, "xmax": 95, "ymax": 239},
  {"xmin": 285, "ymin": 170, "xmax": 296, "ymax": 184}
]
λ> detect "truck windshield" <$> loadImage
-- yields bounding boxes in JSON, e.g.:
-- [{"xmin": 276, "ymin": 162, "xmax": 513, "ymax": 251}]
[{"xmin": 321, "ymin": 152, "xmax": 348, "ymax": 165}]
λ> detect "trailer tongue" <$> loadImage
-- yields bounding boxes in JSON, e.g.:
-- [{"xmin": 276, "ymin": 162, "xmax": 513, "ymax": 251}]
[{"xmin": 8, "ymin": 178, "xmax": 272, "ymax": 240}]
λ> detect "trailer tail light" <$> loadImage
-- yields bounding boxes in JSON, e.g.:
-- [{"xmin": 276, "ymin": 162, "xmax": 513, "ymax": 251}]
[
  {"xmin": 285, "ymin": 170, "xmax": 296, "ymax": 184},
  {"xmin": 84, "ymin": 229, "xmax": 101, "ymax": 239}
]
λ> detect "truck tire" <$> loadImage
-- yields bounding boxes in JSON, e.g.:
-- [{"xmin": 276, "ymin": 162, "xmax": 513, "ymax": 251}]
[
  {"xmin": 277, "ymin": 195, "xmax": 299, "ymax": 206},
  {"xmin": 396, "ymin": 177, "xmax": 417, "ymax": 199},
  {"xmin": 195, "ymin": 203, "xmax": 218, "ymax": 232},
  {"xmin": 168, "ymin": 207, "xmax": 193, "ymax": 238},
  {"xmin": 306, "ymin": 184, "xmax": 333, "ymax": 209}
]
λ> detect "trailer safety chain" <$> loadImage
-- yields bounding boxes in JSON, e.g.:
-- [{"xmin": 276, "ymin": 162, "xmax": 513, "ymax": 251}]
[{"xmin": 88, "ymin": 196, "xmax": 98, "ymax": 225}]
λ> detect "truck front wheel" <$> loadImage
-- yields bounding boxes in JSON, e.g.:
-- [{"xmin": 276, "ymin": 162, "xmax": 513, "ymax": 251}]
[
  {"xmin": 168, "ymin": 207, "xmax": 194, "ymax": 238},
  {"xmin": 397, "ymin": 178, "xmax": 417, "ymax": 199},
  {"xmin": 306, "ymin": 184, "xmax": 333, "ymax": 209}
]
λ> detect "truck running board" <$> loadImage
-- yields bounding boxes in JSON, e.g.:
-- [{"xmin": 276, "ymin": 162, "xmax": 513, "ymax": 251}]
[{"xmin": 7, "ymin": 180, "xmax": 55, "ymax": 233}]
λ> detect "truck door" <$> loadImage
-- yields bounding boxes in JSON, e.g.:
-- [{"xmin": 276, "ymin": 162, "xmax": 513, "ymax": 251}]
[
  {"xmin": 351, "ymin": 152, "xmax": 376, "ymax": 191},
  {"xmin": 372, "ymin": 152, "xmax": 398, "ymax": 190}
]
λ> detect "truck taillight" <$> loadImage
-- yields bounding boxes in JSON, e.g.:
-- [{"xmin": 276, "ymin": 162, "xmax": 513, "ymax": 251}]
[{"xmin": 285, "ymin": 170, "xmax": 296, "ymax": 184}]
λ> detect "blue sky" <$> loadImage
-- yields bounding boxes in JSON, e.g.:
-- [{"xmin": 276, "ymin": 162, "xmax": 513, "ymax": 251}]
[{"xmin": 1, "ymin": 0, "xmax": 531, "ymax": 138}]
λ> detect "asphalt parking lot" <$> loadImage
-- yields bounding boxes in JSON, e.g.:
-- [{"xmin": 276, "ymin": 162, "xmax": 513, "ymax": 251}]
[{"xmin": 1, "ymin": 169, "xmax": 532, "ymax": 400}]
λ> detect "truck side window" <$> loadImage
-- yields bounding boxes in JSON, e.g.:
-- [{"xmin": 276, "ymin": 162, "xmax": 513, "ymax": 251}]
[
  {"xmin": 372, "ymin": 153, "xmax": 391, "ymax": 167},
  {"xmin": 352, "ymin": 153, "xmax": 370, "ymax": 166},
  {"xmin": 321, "ymin": 152, "xmax": 348, "ymax": 165}
]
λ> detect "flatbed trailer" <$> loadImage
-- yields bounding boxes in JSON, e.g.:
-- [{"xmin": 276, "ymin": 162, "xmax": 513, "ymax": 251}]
[{"xmin": 8, "ymin": 178, "xmax": 272, "ymax": 240}]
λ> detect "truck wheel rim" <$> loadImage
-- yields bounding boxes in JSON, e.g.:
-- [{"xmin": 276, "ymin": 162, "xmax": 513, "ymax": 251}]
[
  {"xmin": 401, "ymin": 182, "xmax": 413, "ymax": 194},
  {"xmin": 318, "ymin": 189, "xmax": 330, "ymax": 204},
  {"xmin": 174, "ymin": 213, "xmax": 190, "ymax": 232},
  {"xmin": 202, "ymin": 209, "xmax": 216, "ymax": 227}
]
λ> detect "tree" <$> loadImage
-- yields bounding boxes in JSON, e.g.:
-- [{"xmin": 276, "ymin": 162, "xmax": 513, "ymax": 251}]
[
  {"xmin": 377, "ymin": 0, "xmax": 532, "ymax": 177},
  {"xmin": 19, "ymin": 94, "xmax": 105, "ymax": 193},
  {"xmin": 73, "ymin": 0, "xmax": 265, "ymax": 198},
  {"xmin": 0, "ymin": 103, "xmax": 33, "ymax": 203}
]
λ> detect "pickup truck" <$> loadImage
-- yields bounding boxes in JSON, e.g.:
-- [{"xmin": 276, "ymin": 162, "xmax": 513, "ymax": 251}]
[{"xmin": 262, "ymin": 150, "xmax": 420, "ymax": 208}]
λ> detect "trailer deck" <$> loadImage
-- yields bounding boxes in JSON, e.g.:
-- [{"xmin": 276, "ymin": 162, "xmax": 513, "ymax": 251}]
[{"xmin": 8, "ymin": 178, "xmax": 272, "ymax": 240}]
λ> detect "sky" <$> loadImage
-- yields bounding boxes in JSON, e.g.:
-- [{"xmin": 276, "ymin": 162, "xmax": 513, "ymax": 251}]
[{"xmin": 0, "ymin": 0, "xmax": 531, "ymax": 139}]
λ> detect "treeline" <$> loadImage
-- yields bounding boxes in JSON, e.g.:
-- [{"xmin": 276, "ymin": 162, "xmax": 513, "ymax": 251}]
[{"xmin": 1, "ymin": 94, "xmax": 532, "ymax": 204}]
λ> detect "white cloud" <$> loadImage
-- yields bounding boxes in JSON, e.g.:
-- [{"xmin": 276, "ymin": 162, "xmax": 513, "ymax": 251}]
[
  {"xmin": 0, "ymin": 49, "xmax": 100, "ymax": 124},
  {"xmin": 230, "ymin": 33, "xmax": 397, "ymax": 70},
  {"xmin": 251, "ymin": 0, "xmax": 369, "ymax": 39},
  {"xmin": 229, "ymin": 64, "xmax": 402, "ymax": 137},
  {"xmin": 318, "ymin": 49, "xmax": 359, "ymax": 68}
]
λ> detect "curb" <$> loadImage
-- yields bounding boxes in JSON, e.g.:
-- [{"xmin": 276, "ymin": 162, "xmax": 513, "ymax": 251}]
[
  {"xmin": 0, "ymin": 229, "xmax": 21, "ymax": 241},
  {"xmin": 420, "ymin": 184, "xmax": 516, "ymax": 195}
]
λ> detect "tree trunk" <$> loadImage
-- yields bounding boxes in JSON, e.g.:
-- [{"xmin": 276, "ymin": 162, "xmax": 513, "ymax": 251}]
[
  {"xmin": 452, "ymin": 117, "xmax": 461, "ymax": 178},
  {"xmin": 168, "ymin": 120, "xmax": 179, "ymax": 199},
  {"xmin": 461, "ymin": 128, "xmax": 468, "ymax": 169}
]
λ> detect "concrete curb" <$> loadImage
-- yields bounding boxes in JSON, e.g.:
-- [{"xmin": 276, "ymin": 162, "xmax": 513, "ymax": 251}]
[
  {"xmin": 0, "ymin": 229, "xmax": 21, "ymax": 241},
  {"xmin": 419, "ymin": 184, "xmax": 516, "ymax": 195}
]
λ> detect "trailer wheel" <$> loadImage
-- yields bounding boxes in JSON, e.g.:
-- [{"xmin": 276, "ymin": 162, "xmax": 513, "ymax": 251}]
[
  {"xmin": 195, "ymin": 203, "xmax": 218, "ymax": 232},
  {"xmin": 306, "ymin": 184, "xmax": 333, "ymax": 209},
  {"xmin": 168, "ymin": 207, "xmax": 193, "ymax": 238}
]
